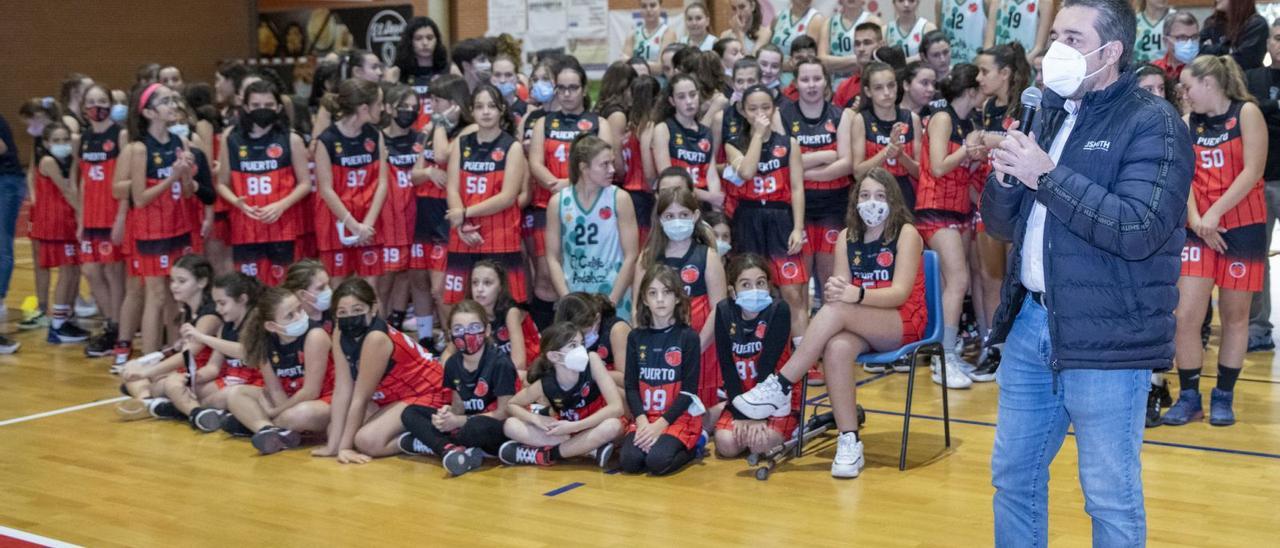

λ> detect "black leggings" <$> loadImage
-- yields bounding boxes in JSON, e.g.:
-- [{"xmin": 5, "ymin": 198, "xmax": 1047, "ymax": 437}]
[
  {"xmin": 401, "ymin": 405, "xmax": 507, "ymax": 456},
  {"xmin": 618, "ymin": 432, "xmax": 694, "ymax": 476}
]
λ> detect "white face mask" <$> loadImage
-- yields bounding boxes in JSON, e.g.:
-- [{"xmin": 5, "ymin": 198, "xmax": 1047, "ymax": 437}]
[
  {"xmin": 312, "ymin": 287, "xmax": 333, "ymax": 312},
  {"xmin": 661, "ymin": 218, "xmax": 696, "ymax": 241},
  {"xmin": 857, "ymin": 199, "xmax": 890, "ymax": 227},
  {"xmin": 1041, "ymin": 41, "xmax": 1110, "ymax": 98},
  {"xmin": 563, "ymin": 346, "xmax": 590, "ymax": 372},
  {"xmin": 280, "ymin": 315, "xmax": 310, "ymax": 337},
  {"xmin": 716, "ymin": 239, "xmax": 732, "ymax": 256},
  {"xmin": 168, "ymin": 123, "xmax": 191, "ymax": 140}
]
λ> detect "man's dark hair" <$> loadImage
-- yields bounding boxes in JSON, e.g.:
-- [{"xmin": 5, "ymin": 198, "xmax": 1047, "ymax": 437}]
[
  {"xmin": 451, "ymin": 38, "xmax": 496, "ymax": 71},
  {"xmin": 1063, "ymin": 0, "xmax": 1137, "ymax": 71}
]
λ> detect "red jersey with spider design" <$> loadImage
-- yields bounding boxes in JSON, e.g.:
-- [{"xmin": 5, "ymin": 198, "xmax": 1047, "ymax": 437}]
[
  {"xmin": 450, "ymin": 131, "xmax": 522, "ymax": 253},
  {"xmin": 79, "ymin": 123, "xmax": 122, "ymax": 230},
  {"xmin": 729, "ymin": 132, "xmax": 794, "ymax": 203},
  {"xmin": 339, "ymin": 318, "xmax": 451, "ymax": 408},
  {"xmin": 1189, "ymin": 101, "xmax": 1266, "ymax": 229},
  {"xmin": 664, "ymin": 118, "xmax": 713, "ymax": 189},
  {"xmin": 781, "ymin": 101, "xmax": 848, "ymax": 190},
  {"xmin": 314, "ymin": 123, "xmax": 382, "ymax": 251},
  {"xmin": 378, "ymin": 131, "xmax": 421, "ymax": 247},
  {"xmin": 133, "ymin": 133, "xmax": 193, "ymax": 240},
  {"xmin": 917, "ymin": 107, "xmax": 977, "ymax": 214},
  {"xmin": 226, "ymin": 128, "xmax": 303, "ymax": 244},
  {"xmin": 537, "ymin": 111, "xmax": 601, "ymax": 208},
  {"xmin": 862, "ymin": 107, "xmax": 917, "ymax": 179}
]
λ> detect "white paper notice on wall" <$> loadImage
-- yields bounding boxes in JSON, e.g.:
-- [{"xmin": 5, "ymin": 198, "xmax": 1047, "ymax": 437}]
[
  {"xmin": 525, "ymin": 0, "xmax": 569, "ymax": 53},
  {"xmin": 487, "ymin": 0, "xmax": 527, "ymax": 36}
]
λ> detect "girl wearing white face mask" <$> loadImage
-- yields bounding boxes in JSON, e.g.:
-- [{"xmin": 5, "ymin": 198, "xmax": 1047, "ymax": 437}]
[
  {"xmin": 711, "ymin": 252, "xmax": 794, "ymax": 458},
  {"xmin": 30, "ymin": 122, "xmax": 87, "ymax": 345},
  {"xmin": 225, "ymin": 287, "xmax": 336, "ymax": 454},
  {"xmin": 500, "ymin": 322, "xmax": 625, "ymax": 467},
  {"xmin": 733, "ymin": 169, "xmax": 927, "ymax": 478},
  {"xmin": 635, "ymin": 187, "xmax": 726, "ymax": 429},
  {"xmin": 280, "ymin": 258, "xmax": 333, "ymax": 325}
]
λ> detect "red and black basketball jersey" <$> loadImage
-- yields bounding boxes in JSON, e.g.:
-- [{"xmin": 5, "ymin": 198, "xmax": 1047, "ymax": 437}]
[
  {"xmin": 416, "ymin": 124, "xmax": 460, "ymax": 199},
  {"xmin": 625, "ymin": 324, "xmax": 701, "ymax": 422},
  {"xmin": 847, "ymin": 234, "xmax": 925, "ymax": 292},
  {"xmin": 450, "ymin": 131, "xmax": 522, "ymax": 253},
  {"xmin": 1190, "ymin": 101, "xmax": 1266, "ymax": 229},
  {"xmin": 315, "ymin": 123, "xmax": 382, "ymax": 250},
  {"xmin": 184, "ymin": 298, "xmax": 220, "ymax": 371},
  {"xmin": 980, "ymin": 100, "xmax": 1012, "ymax": 133},
  {"xmin": 31, "ymin": 157, "xmax": 76, "ymax": 241},
  {"xmin": 133, "ymin": 133, "xmax": 193, "ymax": 240},
  {"xmin": 226, "ymin": 128, "xmax": 302, "ymax": 244},
  {"xmin": 444, "ymin": 346, "xmax": 518, "ymax": 414},
  {"xmin": 863, "ymin": 107, "xmax": 917, "ymax": 179},
  {"xmin": 916, "ymin": 107, "xmax": 977, "ymax": 214},
  {"xmin": 491, "ymin": 307, "xmax": 542, "ymax": 368},
  {"xmin": 543, "ymin": 368, "xmax": 607, "ymax": 421},
  {"xmin": 268, "ymin": 322, "xmax": 335, "ymax": 397},
  {"xmin": 781, "ymin": 101, "xmax": 847, "ymax": 190},
  {"xmin": 339, "ymin": 317, "xmax": 451, "ymax": 407},
  {"xmin": 718, "ymin": 105, "xmax": 748, "ymax": 165},
  {"xmin": 588, "ymin": 315, "xmax": 624, "ymax": 370},
  {"xmin": 379, "ymin": 131, "xmax": 421, "ymax": 247},
  {"xmin": 407, "ymin": 66, "xmax": 446, "ymax": 130},
  {"xmin": 713, "ymin": 299, "xmax": 798, "ymax": 413},
  {"xmin": 661, "ymin": 243, "xmax": 711, "ymax": 330},
  {"xmin": 509, "ymin": 99, "xmax": 529, "ymax": 131},
  {"xmin": 732, "ymin": 132, "xmax": 794, "ymax": 203},
  {"xmin": 665, "ymin": 118, "xmax": 714, "ymax": 188},
  {"xmin": 216, "ymin": 319, "xmax": 261, "ymax": 385},
  {"xmin": 537, "ymin": 111, "xmax": 601, "ymax": 208},
  {"xmin": 78, "ymin": 123, "xmax": 122, "ymax": 230},
  {"xmin": 620, "ymin": 130, "xmax": 647, "ymax": 192}
]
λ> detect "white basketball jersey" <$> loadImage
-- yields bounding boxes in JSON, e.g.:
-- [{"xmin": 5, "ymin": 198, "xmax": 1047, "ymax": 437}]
[{"xmin": 941, "ymin": 0, "xmax": 987, "ymax": 64}]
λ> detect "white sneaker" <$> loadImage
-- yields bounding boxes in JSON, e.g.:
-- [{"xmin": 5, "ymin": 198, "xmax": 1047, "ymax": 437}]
[
  {"xmin": 732, "ymin": 373, "xmax": 793, "ymax": 419},
  {"xmin": 831, "ymin": 432, "xmax": 865, "ymax": 478},
  {"xmin": 932, "ymin": 355, "xmax": 973, "ymax": 389},
  {"xmin": 74, "ymin": 297, "xmax": 99, "ymax": 319}
]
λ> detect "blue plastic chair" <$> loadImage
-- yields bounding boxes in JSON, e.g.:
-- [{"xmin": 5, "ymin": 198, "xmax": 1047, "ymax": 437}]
[{"xmin": 854, "ymin": 250, "xmax": 951, "ymax": 470}]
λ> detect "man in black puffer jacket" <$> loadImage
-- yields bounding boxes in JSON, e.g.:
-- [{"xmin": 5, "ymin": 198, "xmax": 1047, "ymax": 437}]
[{"xmin": 981, "ymin": 0, "xmax": 1194, "ymax": 545}]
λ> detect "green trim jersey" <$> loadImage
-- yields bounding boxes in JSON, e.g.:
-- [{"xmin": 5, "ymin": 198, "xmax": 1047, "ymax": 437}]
[
  {"xmin": 633, "ymin": 22, "xmax": 669, "ymax": 62},
  {"xmin": 887, "ymin": 16, "xmax": 930, "ymax": 58},
  {"xmin": 992, "ymin": 0, "xmax": 1040, "ymax": 54},
  {"xmin": 772, "ymin": 7, "xmax": 819, "ymax": 56},
  {"xmin": 557, "ymin": 185, "xmax": 632, "ymax": 319},
  {"xmin": 1134, "ymin": 9, "xmax": 1174, "ymax": 64},
  {"xmin": 941, "ymin": 0, "xmax": 986, "ymax": 64}
]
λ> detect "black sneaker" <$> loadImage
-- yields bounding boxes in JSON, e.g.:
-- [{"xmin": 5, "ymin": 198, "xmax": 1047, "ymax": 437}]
[
  {"xmin": 1247, "ymin": 331, "xmax": 1275, "ymax": 353},
  {"xmin": 85, "ymin": 330, "xmax": 115, "ymax": 357},
  {"xmin": 47, "ymin": 322, "xmax": 90, "ymax": 344},
  {"xmin": 1152, "ymin": 379, "xmax": 1172, "ymax": 408},
  {"xmin": 593, "ymin": 442, "xmax": 615, "ymax": 469},
  {"xmin": 251, "ymin": 427, "xmax": 302, "ymax": 455},
  {"xmin": 190, "ymin": 407, "xmax": 225, "ymax": 432},
  {"xmin": 442, "ymin": 445, "xmax": 484, "ymax": 476},
  {"xmin": 148, "ymin": 398, "xmax": 181, "ymax": 420},
  {"xmin": 397, "ymin": 432, "xmax": 435, "ymax": 456},
  {"xmin": 1145, "ymin": 386, "xmax": 1163, "ymax": 428},
  {"xmin": 220, "ymin": 414, "xmax": 254, "ymax": 437},
  {"xmin": 0, "ymin": 334, "xmax": 19, "ymax": 354},
  {"xmin": 498, "ymin": 441, "xmax": 552, "ymax": 466},
  {"xmin": 969, "ymin": 347, "xmax": 1001, "ymax": 383},
  {"xmin": 1201, "ymin": 322, "xmax": 1211, "ymax": 349}
]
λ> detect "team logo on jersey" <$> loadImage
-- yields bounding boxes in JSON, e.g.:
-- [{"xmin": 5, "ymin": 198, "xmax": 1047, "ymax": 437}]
[
  {"xmin": 364, "ymin": 138, "xmax": 376, "ymax": 153},
  {"xmin": 1027, "ymin": 2, "xmax": 1036, "ymax": 12},
  {"xmin": 664, "ymin": 347, "xmax": 683, "ymax": 366},
  {"xmin": 674, "ymin": 133, "xmax": 684, "ymax": 146},
  {"xmin": 698, "ymin": 139, "xmax": 710, "ymax": 152},
  {"xmin": 825, "ymin": 229, "xmax": 840, "ymax": 244},
  {"xmin": 869, "ymin": 1, "xmax": 880, "ymax": 11},
  {"xmin": 361, "ymin": 250, "xmax": 379, "ymax": 266},
  {"xmin": 98, "ymin": 241, "xmax": 113, "ymax": 255},
  {"xmin": 153, "ymin": 153, "xmax": 163, "ymax": 166},
  {"xmin": 1226, "ymin": 117, "xmax": 1238, "ymax": 130},
  {"xmin": 824, "ymin": 120, "xmax": 836, "ymax": 133},
  {"xmin": 491, "ymin": 148, "xmax": 505, "ymax": 162},
  {"xmin": 430, "ymin": 244, "xmax": 445, "ymax": 259},
  {"xmin": 267, "ymin": 143, "xmax": 284, "ymax": 159},
  {"xmin": 781, "ymin": 261, "xmax": 800, "ymax": 279},
  {"xmin": 876, "ymin": 250, "xmax": 894, "ymax": 267},
  {"xmin": 271, "ymin": 265, "xmax": 285, "ymax": 280},
  {"xmin": 238, "ymin": 146, "xmax": 249, "ymax": 158},
  {"xmin": 335, "ymin": 142, "xmax": 344, "ymax": 154},
  {"xmin": 102, "ymin": 140, "xmax": 114, "ymax": 152},
  {"xmin": 463, "ymin": 147, "xmax": 472, "ymax": 158},
  {"xmin": 551, "ymin": 118, "xmax": 561, "ymax": 129},
  {"xmin": 412, "ymin": 141, "xmax": 424, "ymax": 154},
  {"xmin": 680, "ymin": 265, "xmax": 700, "ymax": 284},
  {"xmin": 755, "ymin": 321, "xmax": 767, "ymax": 339},
  {"xmin": 496, "ymin": 325, "xmax": 509, "ymax": 341},
  {"xmin": 597, "ymin": 344, "xmax": 609, "ymax": 360},
  {"xmin": 791, "ymin": 120, "xmax": 801, "ymax": 134},
  {"xmin": 772, "ymin": 145, "xmax": 788, "ymax": 158},
  {"xmin": 474, "ymin": 378, "xmax": 490, "ymax": 397},
  {"xmin": 580, "ymin": 383, "xmax": 591, "ymax": 398},
  {"xmin": 599, "ymin": 206, "xmax": 613, "ymax": 220},
  {"xmin": 969, "ymin": 2, "xmax": 979, "ymax": 12},
  {"xmin": 1229, "ymin": 262, "xmax": 1247, "ymax": 279},
  {"xmin": 577, "ymin": 119, "xmax": 594, "ymax": 132}
]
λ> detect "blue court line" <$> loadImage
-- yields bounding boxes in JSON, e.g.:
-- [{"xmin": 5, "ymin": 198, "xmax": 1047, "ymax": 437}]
[
  {"xmin": 543, "ymin": 482, "xmax": 586, "ymax": 497},
  {"xmin": 844, "ymin": 407, "xmax": 1280, "ymax": 461}
]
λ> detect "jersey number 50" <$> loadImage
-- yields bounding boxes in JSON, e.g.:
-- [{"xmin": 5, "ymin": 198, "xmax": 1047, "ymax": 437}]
[{"xmin": 1199, "ymin": 149, "xmax": 1225, "ymax": 169}]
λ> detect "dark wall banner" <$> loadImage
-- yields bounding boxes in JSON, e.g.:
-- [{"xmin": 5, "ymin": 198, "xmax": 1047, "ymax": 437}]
[{"xmin": 257, "ymin": 4, "xmax": 411, "ymax": 64}]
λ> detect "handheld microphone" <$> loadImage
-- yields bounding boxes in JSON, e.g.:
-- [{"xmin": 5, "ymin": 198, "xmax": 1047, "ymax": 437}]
[{"xmin": 1004, "ymin": 87, "xmax": 1043, "ymax": 187}]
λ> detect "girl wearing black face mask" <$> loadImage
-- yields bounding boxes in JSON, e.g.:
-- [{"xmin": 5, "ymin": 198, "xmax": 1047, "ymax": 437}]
[
  {"xmin": 375, "ymin": 84, "xmax": 427, "ymax": 329},
  {"xmin": 216, "ymin": 80, "xmax": 312, "ymax": 287},
  {"xmin": 399, "ymin": 300, "xmax": 516, "ymax": 476},
  {"xmin": 321, "ymin": 278, "xmax": 452, "ymax": 465}
]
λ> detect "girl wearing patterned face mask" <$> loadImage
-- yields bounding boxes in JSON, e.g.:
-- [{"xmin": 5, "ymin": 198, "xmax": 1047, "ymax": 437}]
[{"xmin": 733, "ymin": 169, "xmax": 931, "ymax": 479}]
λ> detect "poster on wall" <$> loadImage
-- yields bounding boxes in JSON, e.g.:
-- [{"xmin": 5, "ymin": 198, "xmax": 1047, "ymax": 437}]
[
  {"xmin": 567, "ymin": 0, "xmax": 610, "ymax": 70},
  {"xmin": 525, "ymin": 0, "xmax": 569, "ymax": 54},
  {"xmin": 258, "ymin": 4, "xmax": 411, "ymax": 63},
  {"xmin": 488, "ymin": 0, "xmax": 528, "ymax": 36}
]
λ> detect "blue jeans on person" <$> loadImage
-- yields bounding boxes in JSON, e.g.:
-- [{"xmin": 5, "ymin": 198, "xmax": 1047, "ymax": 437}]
[
  {"xmin": 0, "ymin": 174, "xmax": 25, "ymax": 301},
  {"xmin": 991, "ymin": 295, "xmax": 1148, "ymax": 547}
]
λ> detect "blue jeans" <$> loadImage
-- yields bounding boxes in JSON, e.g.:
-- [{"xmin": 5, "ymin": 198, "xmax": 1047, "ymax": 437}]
[
  {"xmin": 991, "ymin": 295, "xmax": 1148, "ymax": 547},
  {"xmin": 0, "ymin": 174, "xmax": 25, "ymax": 300}
]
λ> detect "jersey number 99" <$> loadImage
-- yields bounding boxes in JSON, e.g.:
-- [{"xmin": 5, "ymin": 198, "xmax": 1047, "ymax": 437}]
[{"xmin": 643, "ymin": 387, "xmax": 668, "ymax": 412}]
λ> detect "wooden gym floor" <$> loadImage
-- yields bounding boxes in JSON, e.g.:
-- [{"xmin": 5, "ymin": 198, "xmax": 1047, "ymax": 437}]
[{"xmin": 0, "ymin": 239, "xmax": 1277, "ymax": 547}]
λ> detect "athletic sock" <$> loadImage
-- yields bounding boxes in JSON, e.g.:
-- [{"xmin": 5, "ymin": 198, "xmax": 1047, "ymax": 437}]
[
  {"xmin": 1177, "ymin": 367, "xmax": 1202, "ymax": 393},
  {"xmin": 415, "ymin": 315, "xmax": 434, "ymax": 338},
  {"xmin": 52, "ymin": 304, "xmax": 70, "ymax": 329},
  {"xmin": 1216, "ymin": 364, "xmax": 1242, "ymax": 392},
  {"xmin": 548, "ymin": 446, "xmax": 563, "ymax": 462},
  {"xmin": 840, "ymin": 430, "xmax": 859, "ymax": 442},
  {"xmin": 1151, "ymin": 371, "xmax": 1164, "ymax": 386},
  {"xmin": 776, "ymin": 374, "xmax": 794, "ymax": 391},
  {"xmin": 387, "ymin": 310, "xmax": 406, "ymax": 330},
  {"xmin": 943, "ymin": 325, "xmax": 959, "ymax": 357}
]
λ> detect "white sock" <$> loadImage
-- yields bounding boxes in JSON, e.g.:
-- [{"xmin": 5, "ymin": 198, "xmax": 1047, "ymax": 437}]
[
  {"xmin": 943, "ymin": 325, "xmax": 959, "ymax": 357},
  {"xmin": 792, "ymin": 336, "xmax": 803, "ymax": 348},
  {"xmin": 52, "ymin": 304, "xmax": 70, "ymax": 329},
  {"xmin": 416, "ymin": 315, "xmax": 434, "ymax": 337}
]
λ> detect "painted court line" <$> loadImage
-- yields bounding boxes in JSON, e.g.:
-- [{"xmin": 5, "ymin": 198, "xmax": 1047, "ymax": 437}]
[
  {"xmin": 0, "ymin": 396, "xmax": 129, "ymax": 427},
  {"xmin": 0, "ymin": 524, "xmax": 81, "ymax": 548},
  {"xmin": 543, "ymin": 482, "xmax": 586, "ymax": 497}
]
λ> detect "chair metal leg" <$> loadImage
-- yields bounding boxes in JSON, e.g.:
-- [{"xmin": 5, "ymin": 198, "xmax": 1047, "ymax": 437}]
[
  {"xmin": 796, "ymin": 378, "xmax": 809, "ymax": 458},
  {"xmin": 937, "ymin": 344, "xmax": 951, "ymax": 448},
  {"xmin": 900, "ymin": 349, "xmax": 918, "ymax": 471}
]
